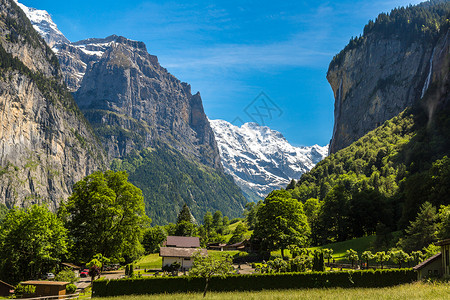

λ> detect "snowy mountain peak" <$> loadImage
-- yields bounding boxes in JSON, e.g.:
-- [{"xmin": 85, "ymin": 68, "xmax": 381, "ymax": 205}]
[
  {"xmin": 15, "ymin": 0, "xmax": 69, "ymax": 47},
  {"xmin": 210, "ymin": 119, "xmax": 328, "ymax": 201}
]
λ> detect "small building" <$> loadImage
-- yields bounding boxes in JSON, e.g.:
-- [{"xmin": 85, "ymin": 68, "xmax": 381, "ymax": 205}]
[
  {"xmin": 20, "ymin": 281, "xmax": 69, "ymax": 299},
  {"xmin": 207, "ymin": 242, "xmax": 227, "ymax": 251},
  {"xmin": 0, "ymin": 280, "xmax": 14, "ymax": 297},
  {"xmin": 224, "ymin": 239, "xmax": 251, "ymax": 251},
  {"xmin": 207, "ymin": 239, "xmax": 251, "ymax": 252},
  {"xmin": 413, "ymin": 253, "xmax": 442, "ymax": 279},
  {"xmin": 436, "ymin": 238, "xmax": 450, "ymax": 277},
  {"xmin": 413, "ymin": 239, "xmax": 450, "ymax": 279},
  {"xmin": 160, "ymin": 236, "xmax": 206, "ymax": 271},
  {"xmin": 61, "ymin": 262, "xmax": 81, "ymax": 277},
  {"xmin": 160, "ymin": 247, "xmax": 207, "ymax": 270}
]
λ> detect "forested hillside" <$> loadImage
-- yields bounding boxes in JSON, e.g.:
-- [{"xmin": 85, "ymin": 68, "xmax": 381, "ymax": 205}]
[
  {"xmin": 290, "ymin": 73, "xmax": 449, "ymax": 245},
  {"xmin": 111, "ymin": 145, "xmax": 247, "ymax": 225},
  {"xmin": 289, "ymin": 0, "xmax": 450, "ymax": 245}
]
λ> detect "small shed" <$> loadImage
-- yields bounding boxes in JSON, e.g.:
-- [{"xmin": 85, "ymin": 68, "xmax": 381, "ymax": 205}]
[
  {"xmin": 224, "ymin": 239, "xmax": 251, "ymax": 251},
  {"xmin": 0, "ymin": 280, "xmax": 14, "ymax": 297},
  {"xmin": 436, "ymin": 238, "xmax": 450, "ymax": 277},
  {"xmin": 20, "ymin": 281, "xmax": 69, "ymax": 299},
  {"xmin": 207, "ymin": 242, "xmax": 227, "ymax": 251},
  {"xmin": 61, "ymin": 262, "xmax": 81, "ymax": 277},
  {"xmin": 413, "ymin": 253, "xmax": 442, "ymax": 279}
]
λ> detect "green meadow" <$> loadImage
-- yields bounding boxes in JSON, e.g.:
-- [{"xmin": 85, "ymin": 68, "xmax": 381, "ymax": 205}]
[{"xmin": 95, "ymin": 281, "xmax": 449, "ymax": 300}]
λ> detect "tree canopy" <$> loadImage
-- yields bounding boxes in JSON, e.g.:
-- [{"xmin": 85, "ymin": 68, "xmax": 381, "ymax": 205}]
[
  {"xmin": 0, "ymin": 205, "xmax": 67, "ymax": 284},
  {"xmin": 252, "ymin": 190, "xmax": 310, "ymax": 258},
  {"xmin": 59, "ymin": 170, "xmax": 150, "ymax": 263}
]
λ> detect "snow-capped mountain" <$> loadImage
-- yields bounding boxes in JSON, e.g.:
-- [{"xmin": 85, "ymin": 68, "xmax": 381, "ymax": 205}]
[
  {"xmin": 210, "ymin": 119, "xmax": 328, "ymax": 201},
  {"xmin": 14, "ymin": 0, "xmax": 69, "ymax": 47}
]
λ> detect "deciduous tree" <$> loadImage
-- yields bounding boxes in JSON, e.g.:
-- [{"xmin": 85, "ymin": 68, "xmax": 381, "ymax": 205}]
[
  {"xmin": 252, "ymin": 191, "xmax": 310, "ymax": 259},
  {"xmin": 0, "ymin": 205, "xmax": 67, "ymax": 283},
  {"xmin": 59, "ymin": 171, "xmax": 150, "ymax": 263},
  {"xmin": 189, "ymin": 252, "xmax": 234, "ymax": 297}
]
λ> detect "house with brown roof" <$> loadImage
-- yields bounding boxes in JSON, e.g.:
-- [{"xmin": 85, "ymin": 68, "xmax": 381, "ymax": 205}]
[
  {"xmin": 160, "ymin": 236, "xmax": 206, "ymax": 271},
  {"xmin": 413, "ymin": 239, "xmax": 450, "ymax": 279}
]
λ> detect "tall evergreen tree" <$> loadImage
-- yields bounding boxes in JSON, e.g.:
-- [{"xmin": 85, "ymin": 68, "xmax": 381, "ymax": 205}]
[
  {"xmin": 177, "ymin": 203, "xmax": 193, "ymax": 224},
  {"xmin": 397, "ymin": 202, "xmax": 438, "ymax": 252},
  {"xmin": 286, "ymin": 179, "xmax": 296, "ymax": 190}
]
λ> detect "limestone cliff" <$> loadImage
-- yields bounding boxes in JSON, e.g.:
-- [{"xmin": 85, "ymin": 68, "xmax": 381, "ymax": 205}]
[
  {"xmin": 74, "ymin": 36, "xmax": 222, "ymax": 169},
  {"xmin": 327, "ymin": 1, "xmax": 450, "ymax": 154},
  {"xmin": 0, "ymin": 0, "xmax": 106, "ymax": 209}
]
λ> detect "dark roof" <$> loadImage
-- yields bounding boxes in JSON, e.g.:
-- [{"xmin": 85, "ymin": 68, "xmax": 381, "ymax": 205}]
[
  {"xmin": 164, "ymin": 236, "xmax": 200, "ymax": 248},
  {"xmin": 160, "ymin": 247, "xmax": 207, "ymax": 258},
  {"xmin": 413, "ymin": 252, "xmax": 442, "ymax": 270},
  {"xmin": 226, "ymin": 239, "xmax": 249, "ymax": 248},
  {"xmin": 21, "ymin": 281, "xmax": 69, "ymax": 286},
  {"xmin": 436, "ymin": 239, "xmax": 450, "ymax": 246},
  {"xmin": 61, "ymin": 262, "xmax": 81, "ymax": 269},
  {"xmin": 0, "ymin": 280, "xmax": 14, "ymax": 289}
]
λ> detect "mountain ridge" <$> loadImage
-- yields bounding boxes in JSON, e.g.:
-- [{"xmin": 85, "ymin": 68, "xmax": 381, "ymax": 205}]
[{"xmin": 210, "ymin": 119, "xmax": 328, "ymax": 201}]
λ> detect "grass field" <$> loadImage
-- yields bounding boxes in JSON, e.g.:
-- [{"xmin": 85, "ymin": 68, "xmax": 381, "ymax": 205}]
[
  {"xmin": 271, "ymin": 232, "xmax": 402, "ymax": 262},
  {"xmin": 312, "ymin": 235, "xmax": 377, "ymax": 261},
  {"xmin": 94, "ymin": 281, "xmax": 449, "ymax": 300},
  {"xmin": 134, "ymin": 253, "xmax": 162, "ymax": 269}
]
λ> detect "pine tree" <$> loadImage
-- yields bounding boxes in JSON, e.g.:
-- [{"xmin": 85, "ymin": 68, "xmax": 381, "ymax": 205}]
[
  {"xmin": 286, "ymin": 179, "xmax": 296, "ymax": 190},
  {"xmin": 397, "ymin": 202, "xmax": 438, "ymax": 252},
  {"xmin": 177, "ymin": 203, "xmax": 193, "ymax": 224}
]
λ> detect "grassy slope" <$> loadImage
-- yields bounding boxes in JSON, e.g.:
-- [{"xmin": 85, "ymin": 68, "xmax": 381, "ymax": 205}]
[
  {"xmin": 93, "ymin": 282, "xmax": 449, "ymax": 300},
  {"xmin": 271, "ymin": 232, "xmax": 402, "ymax": 261},
  {"xmin": 312, "ymin": 235, "xmax": 377, "ymax": 261},
  {"xmin": 134, "ymin": 253, "xmax": 162, "ymax": 269},
  {"xmin": 223, "ymin": 220, "xmax": 253, "ymax": 242}
]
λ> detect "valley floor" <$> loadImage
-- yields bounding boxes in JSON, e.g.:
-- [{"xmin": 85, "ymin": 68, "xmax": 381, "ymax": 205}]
[{"xmin": 97, "ymin": 281, "xmax": 448, "ymax": 300}]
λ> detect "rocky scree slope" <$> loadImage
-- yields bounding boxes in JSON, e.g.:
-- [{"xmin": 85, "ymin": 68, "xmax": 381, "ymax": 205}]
[
  {"xmin": 0, "ymin": 0, "xmax": 106, "ymax": 210},
  {"xmin": 210, "ymin": 119, "xmax": 328, "ymax": 201},
  {"xmin": 328, "ymin": 1, "xmax": 450, "ymax": 154}
]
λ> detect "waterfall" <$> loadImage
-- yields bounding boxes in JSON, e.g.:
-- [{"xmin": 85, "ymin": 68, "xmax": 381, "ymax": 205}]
[
  {"xmin": 421, "ymin": 48, "xmax": 436, "ymax": 99},
  {"xmin": 330, "ymin": 79, "xmax": 343, "ymax": 154}
]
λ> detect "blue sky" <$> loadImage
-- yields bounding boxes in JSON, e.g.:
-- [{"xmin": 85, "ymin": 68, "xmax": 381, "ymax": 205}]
[{"xmin": 21, "ymin": 0, "xmax": 424, "ymax": 147}]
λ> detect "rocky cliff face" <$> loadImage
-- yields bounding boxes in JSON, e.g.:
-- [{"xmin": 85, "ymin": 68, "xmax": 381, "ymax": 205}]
[
  {"xmin": 73, "ymin": 36, "xmax": 221, "ymax": 168},
  {"xmin": 17, "ymin": 1, "xmax": 223, "ymax": 169},
  {"xmin": 0, "ymin": 0, "xmax": 106, "ymax": 209},
  {"xmin": 327, "ymin": 2, "xmax": 450, "ymax": 154},
  {"xmin": 210, "ymin": 119, "xmax": 328, "ymax": 201}
]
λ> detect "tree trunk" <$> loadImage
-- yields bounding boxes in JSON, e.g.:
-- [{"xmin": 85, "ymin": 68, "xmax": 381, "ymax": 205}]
[
  {"xmin": 281, "ymin": 248, "xmax": 285, "ymax": 259},
  {"xmin": 203, "ymin": 277, "xmax": 209, "ymax": 298}
]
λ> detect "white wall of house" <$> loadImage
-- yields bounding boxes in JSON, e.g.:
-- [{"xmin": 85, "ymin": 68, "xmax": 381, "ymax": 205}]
[{"xmin": 162, "ymin": 257, "xmax": 194, "ymax": 270}]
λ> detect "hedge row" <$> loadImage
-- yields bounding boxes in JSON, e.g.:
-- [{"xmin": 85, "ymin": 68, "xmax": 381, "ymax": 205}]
[{"xmin": 92, "ymin": 269, "xmax": 416, "ymax": 297}]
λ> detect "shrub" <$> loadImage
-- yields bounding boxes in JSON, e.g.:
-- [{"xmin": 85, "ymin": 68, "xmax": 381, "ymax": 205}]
[
  {"xmin": 14, "ymin": 284, "xmax": 36, "ymax": 297},
  {"xmin": 55, "ymin": 268, "xmax": 78, "ymax": 283},
  {"xmin": 66, "ymin": 284, "xmax": 77, "ymax": 294}
]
